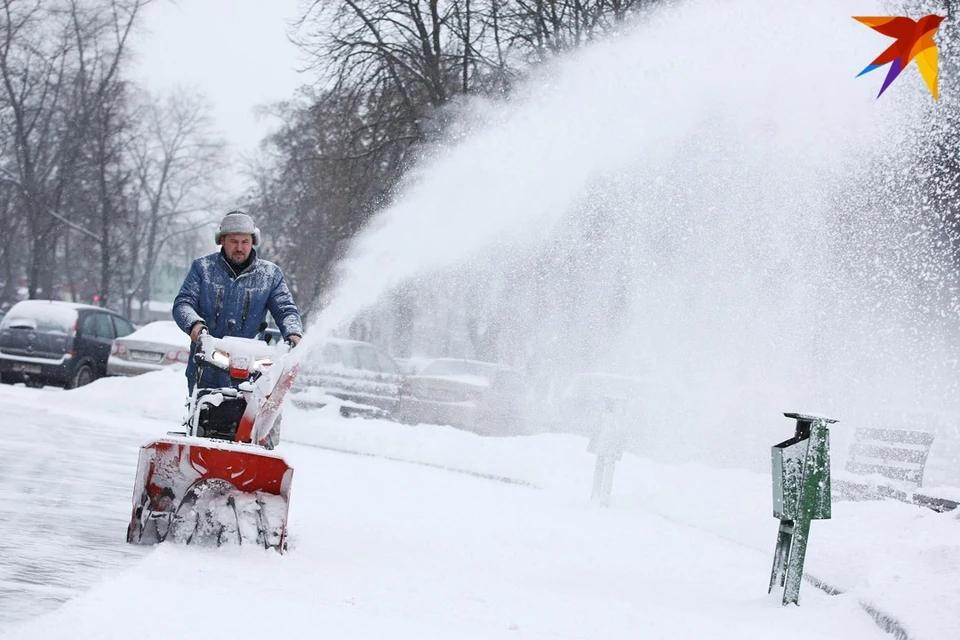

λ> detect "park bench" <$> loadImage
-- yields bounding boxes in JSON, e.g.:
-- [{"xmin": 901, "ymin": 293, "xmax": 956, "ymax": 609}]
[{"xmin": 833, "ymin": 426, "xmax": 940, "ymax": 506}]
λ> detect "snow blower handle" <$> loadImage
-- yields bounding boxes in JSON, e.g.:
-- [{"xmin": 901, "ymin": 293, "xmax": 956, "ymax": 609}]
[
  {"xmin": 191, "ymin": 328, "xmax": 211, "ymax": 392},
  {"xmin": 194, "ymin": 329, "xmax": 217, "ymax": 368}
]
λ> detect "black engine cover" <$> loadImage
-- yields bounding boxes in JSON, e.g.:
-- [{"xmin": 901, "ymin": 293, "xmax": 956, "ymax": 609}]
[{"xmin": 195, "ymin": 391, "xmax": 247, "ymax": 441}]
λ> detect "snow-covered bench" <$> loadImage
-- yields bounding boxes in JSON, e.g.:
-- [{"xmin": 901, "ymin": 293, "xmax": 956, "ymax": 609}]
[{"xmin": 833, "ymin": 426, "xmax": 935, "ymax": 503}]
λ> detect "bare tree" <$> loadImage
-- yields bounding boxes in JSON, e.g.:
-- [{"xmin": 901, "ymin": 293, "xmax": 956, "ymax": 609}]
[
  {"xmin": 125, "ymin": 87, "xmax": 226, "ymax": 321},
  {"xmin": 0, "ymin": 180, "xmax": 23, "ymax": 305},
  {"xmin": 64, "ymin": 77, "xmax": 132, "ymax": 308},
  {"xmin": 249, "ymin": 0, "xmax": 664, "ymax": 325},
  {"xmin": 0, "ymin": 0, "xmax": 147, "ymax": 300}
]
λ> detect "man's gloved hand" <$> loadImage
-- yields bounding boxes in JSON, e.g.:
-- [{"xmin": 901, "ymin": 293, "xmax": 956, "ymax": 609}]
[
  {"xmin": 287, "ymin": 334, "xmax": 301, "ymax": 347},
  {"xmin": 190, "ymin": 322, "xmax": 207, "ymax": 343}
]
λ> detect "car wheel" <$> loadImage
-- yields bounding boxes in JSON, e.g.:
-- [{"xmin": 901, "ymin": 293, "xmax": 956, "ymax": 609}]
[{"xmin": 68, "ymin": 364, "xmax": 94, "ymax": 389}]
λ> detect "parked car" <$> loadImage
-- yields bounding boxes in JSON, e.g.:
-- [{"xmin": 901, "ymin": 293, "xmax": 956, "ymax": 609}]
[
  {"xmin": 393, "ymin": 356, "xmax": 434, "ymax": 376},
  {"xmin": 290, "ymin": 338, "xmax": 405, "ymax": 417},
  {"xmin": 107, "ymin": 320, "xmax": 191, "ymax": 377},
  {"xmin": 396, "ymin": 358, "xmax": 531, "ymax": 436},
  {"xmin": 0, "ymin": 300, "xmax": 135, "ymax": 388}
]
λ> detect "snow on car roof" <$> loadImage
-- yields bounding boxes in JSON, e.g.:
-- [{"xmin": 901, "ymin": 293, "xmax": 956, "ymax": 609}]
[
  {"xmin": 424, "ymin": 357, "xmax": 503, "ymax": 368},
  {"xmin": 417, "ymin": 373, "xmax": 493, "ymax": 387},
  {"xmin": 122, "ymin": 320, "xmax": 190, "ymax": 347},
  {"xmin": 10, "ymin": 299, "xmax": 105, "ymax": 312},
  {"xmin": 418, "ymin": 358, "xmax": 504, "ymax": 380},
  {"xmin": 2, "ymin": 300, "xmax": 83, "ymax": 333}
]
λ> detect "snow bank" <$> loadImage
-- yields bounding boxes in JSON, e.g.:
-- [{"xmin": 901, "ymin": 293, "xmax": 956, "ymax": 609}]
[
  {"xmin": 282, "ymin": 404, "xmax": 960, "ymax": 640},
  {"xmin": 0, "ymin": 367, "xmax": 186, "ymax": 425}
]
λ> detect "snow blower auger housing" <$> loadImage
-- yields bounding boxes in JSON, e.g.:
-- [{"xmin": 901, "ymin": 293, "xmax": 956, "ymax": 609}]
[{"xmin": 127, "ymin": 331, "xmax": 300, "ymax": 553}]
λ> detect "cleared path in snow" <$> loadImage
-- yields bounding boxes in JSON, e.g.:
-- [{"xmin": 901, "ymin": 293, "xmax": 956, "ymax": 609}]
[{"xmin": 0, "ymin": 401, "xmax": 151, "ymax": 625}]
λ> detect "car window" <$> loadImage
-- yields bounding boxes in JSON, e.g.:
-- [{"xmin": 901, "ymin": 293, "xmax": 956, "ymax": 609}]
[
  {"xmin": 356, "ymin": 346, "xmax": 380, "ymax": 372},
  {"xmin": 339, "ymin": 345, "xmax": 360, "ymax": 370},
  {"xmin": 320, "ymin": 344, "xmax": 341, "ymax": 365},
  {"xmin": 81, "ymin": 313, "xmax": 97, "ymax": 336},
  {"xmin": 375, "ymin": 350, "xmax": 399, "ymax": 375},
  {"xmin": 112, "ymin": 316, "xmax": 134, "ymax": 338},
  {"xmin": 94, "ymin": 313, "xmax": 115, "ymax": 339}
]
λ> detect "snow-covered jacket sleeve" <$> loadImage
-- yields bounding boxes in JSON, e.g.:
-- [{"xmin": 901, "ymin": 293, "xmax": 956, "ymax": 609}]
[
  {"xmin": 266, "ymin": 271, "xmax": 304, "ymax": 339},
  {"xmin": 172, "ymin": 259, "xmax": 205, "ymax": 334}
]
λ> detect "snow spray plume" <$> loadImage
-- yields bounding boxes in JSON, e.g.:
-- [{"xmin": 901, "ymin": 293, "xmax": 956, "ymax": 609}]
[{"xmin": 301, "ymin": 0, "xmax": 960, "ymax": 476}]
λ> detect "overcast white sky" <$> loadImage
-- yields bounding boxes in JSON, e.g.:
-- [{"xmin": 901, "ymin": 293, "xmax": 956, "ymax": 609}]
[{"xmin": 129, "ymin": 0, "xmax": 309, "ymax": 158}]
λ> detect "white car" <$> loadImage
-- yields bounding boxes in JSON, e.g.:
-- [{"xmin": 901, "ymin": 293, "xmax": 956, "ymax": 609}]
[
  {"xmin": 107, "ymin": 320, "xmax": 190, "ymax": 376},
  {"xmin": 290, "ymin": 338, "xmax": 405, "ymax": 417},
  {"xmin": 396, "ymin": 358, "xmax": 531, "ymax": 436}
]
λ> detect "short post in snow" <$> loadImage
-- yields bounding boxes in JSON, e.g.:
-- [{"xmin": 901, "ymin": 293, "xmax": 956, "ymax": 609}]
[
  {"xmin": 768, "ymin": 412, "xmax": 836, "ymax": 606},
  {"xmin": 588, "ymin": 396, "xmax": 628, "ymax": 507}
]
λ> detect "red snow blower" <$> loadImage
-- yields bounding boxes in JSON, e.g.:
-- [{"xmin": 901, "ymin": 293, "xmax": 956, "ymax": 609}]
[{"xmin": 126, "ymin": 331, "xmax": 299, "ymax": 552}]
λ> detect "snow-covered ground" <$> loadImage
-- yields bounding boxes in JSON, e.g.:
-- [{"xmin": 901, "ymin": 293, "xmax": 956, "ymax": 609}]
[{"xmin": 0, "ymin": 371, "xmax": 956, "ymax": 639}]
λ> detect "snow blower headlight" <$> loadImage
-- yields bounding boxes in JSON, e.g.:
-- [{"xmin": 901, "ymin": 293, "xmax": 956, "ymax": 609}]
[{"xmin": 211, "ymin": 349, "xmax": 231, "ymax": 367}]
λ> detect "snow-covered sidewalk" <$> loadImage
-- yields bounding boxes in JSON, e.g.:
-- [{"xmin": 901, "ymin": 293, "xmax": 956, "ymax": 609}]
[
  {"xmin": 0, "ymin": 392, "xmax": 162, "ymax": 625},
  {"xmin": 281, "ymin": 402, "xmax": 960, "ymax": 640},
  {"xmin": 0, "ymin": 372, "xmax": 955, "ymax": 639}
]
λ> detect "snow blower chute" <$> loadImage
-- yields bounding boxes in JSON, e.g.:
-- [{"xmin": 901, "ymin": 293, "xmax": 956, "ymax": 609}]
[{"xmin": 127, "ymin": 331, "xmax": 299, "ymax": 552}]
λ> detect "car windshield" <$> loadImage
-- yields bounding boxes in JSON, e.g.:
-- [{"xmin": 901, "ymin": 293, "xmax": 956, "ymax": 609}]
[
  {"xmin": 420, "ymin": 359, "xmax": 500, "ymax": 380},
  {"xmin": 1, "ymin": 301, "xmax": 77, "ymax": 334}
]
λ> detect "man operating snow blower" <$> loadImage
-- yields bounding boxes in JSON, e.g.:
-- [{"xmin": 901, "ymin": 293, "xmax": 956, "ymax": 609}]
[
  {"xmin": 173, "ymin": 210, "xmax": 304, "ymax": 391},
  {"xmin": 126, "ymin": 211, "xmax": 305, "ymax": 552},
  {"xmin": 172, "ymin": 210, "xmax": 304, "ymax": 449}
]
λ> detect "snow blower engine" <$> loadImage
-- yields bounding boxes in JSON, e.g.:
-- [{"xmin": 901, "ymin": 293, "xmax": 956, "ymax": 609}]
[{"xmin": 126, "ymin": 329, "xmax": 300, "ymax": 553}]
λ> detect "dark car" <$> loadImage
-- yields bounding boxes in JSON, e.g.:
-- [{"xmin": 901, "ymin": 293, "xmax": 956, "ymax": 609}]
[
  {"xmin": 290, "ymin": 338, "xmax": 404, "ymax": 418},
  {"xmin": 0, "ymin": 300, "xmax": 135, "ymax": 388}
]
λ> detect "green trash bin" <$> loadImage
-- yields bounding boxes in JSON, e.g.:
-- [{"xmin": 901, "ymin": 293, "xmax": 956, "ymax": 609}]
[{"xmin": 768, "ymin": 412, "xmax": 836, "ymax": 606}]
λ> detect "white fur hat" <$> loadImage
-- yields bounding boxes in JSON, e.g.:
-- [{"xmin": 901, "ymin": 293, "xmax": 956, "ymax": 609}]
[{"xmin": 215, "ymin": 211, "xmax": 260, "ymax": 246}]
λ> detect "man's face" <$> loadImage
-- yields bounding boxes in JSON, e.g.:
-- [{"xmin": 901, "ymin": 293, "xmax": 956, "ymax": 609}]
[{"xmin": 222, "ymin": 234, "xmax": 254, "ymax": 266}]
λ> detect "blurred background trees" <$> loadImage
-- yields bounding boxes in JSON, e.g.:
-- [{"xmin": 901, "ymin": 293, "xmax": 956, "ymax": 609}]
[
  {"xmin": 0, "ymin": 0, "xmax": 227, "ymax": 321},
  {"xmin": 0, "ymin": 0, "xmax": 654, "ymax": 327}
]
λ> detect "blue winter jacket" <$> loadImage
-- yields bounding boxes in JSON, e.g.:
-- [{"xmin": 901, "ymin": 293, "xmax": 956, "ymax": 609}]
[{"xmin": 172, "ymin": 248, "xmax": 304, "ymax": 390}]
